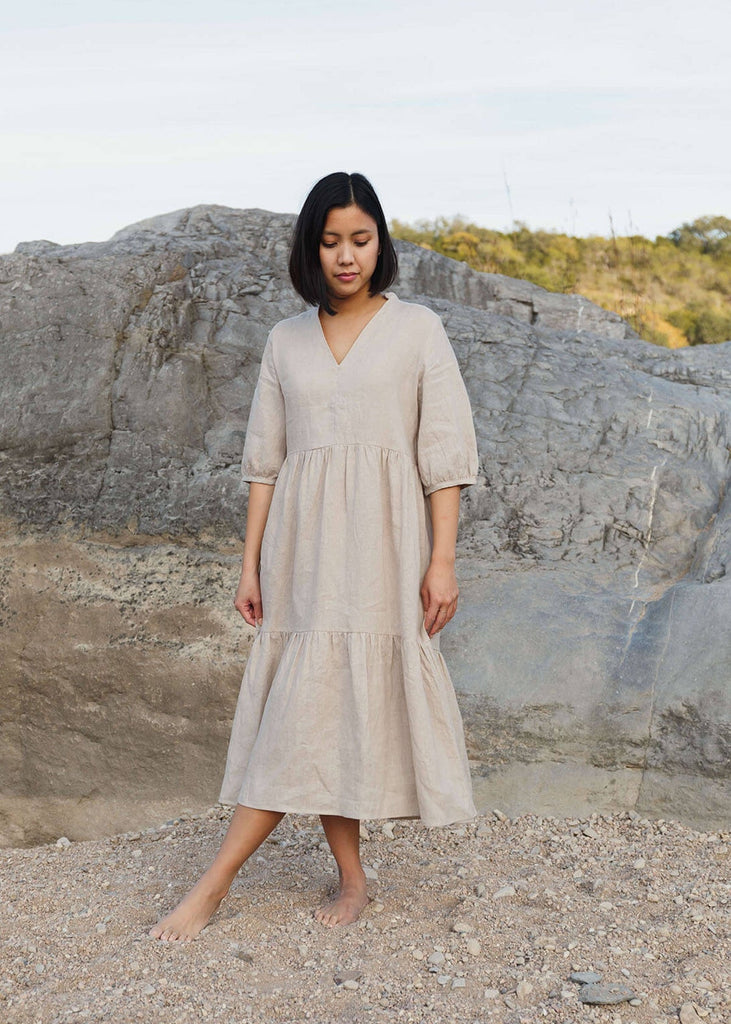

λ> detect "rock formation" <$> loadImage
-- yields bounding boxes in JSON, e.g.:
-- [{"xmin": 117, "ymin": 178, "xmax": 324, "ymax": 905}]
[{"xmin": 1, "ymin": 205, "xmax": 728, "ymax": 846}]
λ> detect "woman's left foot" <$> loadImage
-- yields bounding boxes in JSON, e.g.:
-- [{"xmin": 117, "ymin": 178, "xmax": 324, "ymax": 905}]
[{"xmin": 315, "ymin": 875, "xmax": 370, "ymax": 927}]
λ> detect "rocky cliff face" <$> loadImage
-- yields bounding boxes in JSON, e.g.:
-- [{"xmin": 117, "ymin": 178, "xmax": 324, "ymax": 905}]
[{"xmin": 1, "ymin": 205, "xmax": 729, "ymax": 845}]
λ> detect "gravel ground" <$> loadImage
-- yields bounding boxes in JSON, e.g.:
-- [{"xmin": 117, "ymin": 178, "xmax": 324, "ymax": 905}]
[{"xmin": 1, "ymin": 807, "xmax": 728, "ymax": 1024}]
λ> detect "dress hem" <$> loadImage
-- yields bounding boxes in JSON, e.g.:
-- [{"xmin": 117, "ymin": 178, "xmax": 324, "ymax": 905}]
[{"xmin": 216, "ymin": 794, "xmax": 477, "ymax": 830}]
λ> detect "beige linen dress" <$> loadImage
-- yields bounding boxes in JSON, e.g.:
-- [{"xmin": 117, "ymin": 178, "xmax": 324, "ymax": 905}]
[{"xmin": 218, "ymin": 291, "xmax": 479, "ymax": 827}]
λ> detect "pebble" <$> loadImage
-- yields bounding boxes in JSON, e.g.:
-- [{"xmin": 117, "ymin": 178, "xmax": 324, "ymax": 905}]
[
  {"xmin": 428, "ymin": 951, "xmax": 445, "ymax": 966},
  {"xmin": 451, "ymin": 977, "xmax": 466, "ymax": 989},
  {"xmin": 493, "ymin": 885, "xmax": 516, "ymax": 898},
  {"xmin": 437, "ymin": 975, "xmax": 451, "ymax": 986},
  {"xmin": 381, "ymin": 822, "xmax": 395, "ymax": 840},
  {"xmin": 55, "ymin": 836, "xmax": 72, "ymax": 849},
  {"xmin": 516, "ymin": 979, "xmax": 533, "ymax": 1000},
  {"xmin": 569, "ymin": 971, "xmax": 603, "ymax": 984},
  {"xmin": 679, "ymin": 1004, "xmax": 705, "ymax": 1024},
  {"xmin": 451, "ymin": 920, "xmax": 472, "ymax": 933},
  {"xmin": 465, "ymin": 938, "xmax": 481, "ymax": 956},
  {"xmin": 578, "ymin": 982, "xmax": 637, "ymax": 1005},
  {"xmin": 484, "ymin": 988, "xmax": 501, "ymax": 1000},
  {"xmin": 333, "ymin": 969, "xmax": 362, "ymax": 986}
]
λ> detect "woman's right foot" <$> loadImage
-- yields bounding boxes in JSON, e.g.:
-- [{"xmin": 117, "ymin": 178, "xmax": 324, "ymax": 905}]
[{"xmin": 148, "ymin": 878, "xmax": 230, "ymax": 942}]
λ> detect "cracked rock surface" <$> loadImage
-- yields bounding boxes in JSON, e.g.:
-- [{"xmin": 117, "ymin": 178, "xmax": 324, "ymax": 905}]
[{"xmin": 0, "ymin": 205, "xmax": 729, "ymax": 845}]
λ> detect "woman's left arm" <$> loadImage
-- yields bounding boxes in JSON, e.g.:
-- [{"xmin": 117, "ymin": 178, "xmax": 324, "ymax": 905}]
[{"xmin": 421, "ymin": 484, "xmax": 461, "ymax": 637}]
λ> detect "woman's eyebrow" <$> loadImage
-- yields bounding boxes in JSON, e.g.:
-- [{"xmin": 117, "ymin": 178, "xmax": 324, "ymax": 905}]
[{"xmin": 321, "ymin": 228, "xmax": 374, "ymax": 237}]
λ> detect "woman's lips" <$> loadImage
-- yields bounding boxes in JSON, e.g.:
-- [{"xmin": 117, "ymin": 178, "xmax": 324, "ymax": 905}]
[{"xmin": 336, "ymin": 273, "xmax": 357, "ymax": 281}]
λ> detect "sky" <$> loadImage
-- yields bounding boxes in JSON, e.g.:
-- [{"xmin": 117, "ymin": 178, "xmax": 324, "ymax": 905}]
[{"xmin": 1, "ymin": 0, "xmax": 729, "ymax": 254}]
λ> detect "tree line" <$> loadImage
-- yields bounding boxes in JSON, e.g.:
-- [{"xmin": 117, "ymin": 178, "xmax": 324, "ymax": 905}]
[{"xmin": 389, "ymin": 215, "xmax": 731, "ymax": 347}]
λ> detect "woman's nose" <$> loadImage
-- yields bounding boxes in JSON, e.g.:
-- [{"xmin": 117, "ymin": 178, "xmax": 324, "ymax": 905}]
[{"xmin": 337, "ymin": 245, "xmax": 354, "ymax": 264}]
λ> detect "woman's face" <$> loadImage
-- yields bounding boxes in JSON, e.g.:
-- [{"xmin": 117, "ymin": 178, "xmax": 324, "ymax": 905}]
[{"xmin": 319, "ymin": 204, "xmax": 380, "ymax": 304}]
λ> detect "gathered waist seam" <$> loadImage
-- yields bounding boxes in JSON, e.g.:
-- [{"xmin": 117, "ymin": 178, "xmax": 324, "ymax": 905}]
[{"xmin": 286, "ymin": 442, "xmax": 414, "ymax": 459}]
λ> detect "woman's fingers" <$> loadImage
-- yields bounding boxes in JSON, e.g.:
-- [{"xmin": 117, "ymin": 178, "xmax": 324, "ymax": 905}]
[{"xmin": 422, "ymin": 591, "xmax": 459, "ymax": 636}]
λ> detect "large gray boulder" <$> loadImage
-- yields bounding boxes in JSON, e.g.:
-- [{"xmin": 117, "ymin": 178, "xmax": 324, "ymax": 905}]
[{"xmin": 1, "ymin": 205, "xmax": 728, "ymax": 845}]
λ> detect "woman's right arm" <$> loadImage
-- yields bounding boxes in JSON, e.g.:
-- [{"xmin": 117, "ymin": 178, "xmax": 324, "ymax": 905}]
[{"xmin": 234, "ymin": 481, "xmax": 276, "ymax": 627}]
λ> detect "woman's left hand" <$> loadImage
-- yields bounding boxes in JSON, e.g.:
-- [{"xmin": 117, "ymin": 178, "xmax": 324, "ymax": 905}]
[{"xmin": 420, "ymin": 555, "xmax": 459, "ymax": 637}]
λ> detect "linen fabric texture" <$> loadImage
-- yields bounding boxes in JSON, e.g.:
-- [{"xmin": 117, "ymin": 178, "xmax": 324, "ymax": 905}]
[{"xmin": 218, "ymin": 291, "xmax": 479, "ymax": 826}]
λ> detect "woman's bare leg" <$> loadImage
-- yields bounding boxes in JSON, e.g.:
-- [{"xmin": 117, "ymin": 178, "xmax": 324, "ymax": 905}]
[
  {"xmin": 315, "ymin": 815, "xmax": 370, "ymax": 927},
  {"xmin": 148, "ymin": 804, "xmax": 284, "ymax": 942}
]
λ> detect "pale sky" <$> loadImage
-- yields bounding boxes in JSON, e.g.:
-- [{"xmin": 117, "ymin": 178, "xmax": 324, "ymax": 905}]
[{"xmin": 1, "ymin": 0, "xmax": 729, "ymax": 254}]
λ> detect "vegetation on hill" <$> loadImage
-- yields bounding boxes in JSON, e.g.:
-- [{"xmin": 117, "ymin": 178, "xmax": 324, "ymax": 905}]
[{"xmin": 389, "ymin": 215, "xmax": 731, "ymax": 348}]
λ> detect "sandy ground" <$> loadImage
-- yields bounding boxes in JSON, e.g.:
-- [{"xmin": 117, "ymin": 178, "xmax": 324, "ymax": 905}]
[{"xmin": 0, "ymin": 806, "xmax": 728, "ymax": 1024}]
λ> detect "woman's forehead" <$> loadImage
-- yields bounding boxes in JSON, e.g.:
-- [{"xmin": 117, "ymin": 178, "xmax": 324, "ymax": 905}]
[{"xmin": 322, "ymin": 205, "xmax": 377, "ymax": 235}]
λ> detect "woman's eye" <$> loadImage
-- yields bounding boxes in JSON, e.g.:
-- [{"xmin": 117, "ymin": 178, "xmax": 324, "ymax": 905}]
[{"xmin": 321, "ymin": 242, "xmax": 337, "ymax": 248}]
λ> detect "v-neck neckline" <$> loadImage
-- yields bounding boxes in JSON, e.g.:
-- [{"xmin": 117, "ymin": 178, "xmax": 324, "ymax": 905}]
[{"xmin": 316, "ymin": 292, "xmax": 394, "ymax": 368}]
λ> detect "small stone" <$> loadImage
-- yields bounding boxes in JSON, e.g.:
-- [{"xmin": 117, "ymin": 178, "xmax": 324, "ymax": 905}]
[
  {"xmin": 578, "ymin": 982, "xmax": 637, "ymax": 1005},
  {"xmin": 465, "ymin": 938, "xmax": 481, "ymax": 956},
  {"xmin": 234, "ymin": 951, "xmax": 254, "ymax": 963},
  {"xmin": 516, "ymin": 979, "xmax": 533, "ymax": 1001},
  {"xmin": 343, "ymin": 980, "xmax": 359, "ymax": 991},
  {"xmin": 95, "ymin": 923, "xmax": 107, "ymax": 934},
  {"xmin": 412, "ymin": 949, "xmax": 425, "ymax": 960},
  {"xmin": 381, "ymin": 822, "xmax": 395, "ymax": 840},
  {"xmin": 484, "ymin": 988, "xmax": 501, "ymax": 1000},
  {"xmin": 56, "ymin": 836, "xmax": 72, "ymax": 849},
  {"xmin": 581, "ymin": 826, "xmax": 600, "ymax": 839},
  {"xmin": 633, "ymin": 858, "xmax": 646, "ymax": 869},
  {"xmin": 569, "ymin": 971, "xmax": 603, "ymax": 985},
  {"xmin": 428, "ymin": 951, "xmax": 446, "ymax": 965},
  {"xmin": 451, "ymin": 920, "xmax": 472, "ymax": 934},
  {"xmin": 679, "ymin": 1004, "xmax": 704, "ymax": 1024},
  {"xmin": 141, "ymin": 984, "xmax": 156, "ymax": 996},
  {"xmin": 363, "ymin": 865, "xmax": 378, "ymax": 880},
  {"xmin": 371, "ymin": 901, "xmax": 385, "ymax": 913},
  {"xmin": 451, "ymin": 977, "xmax": 466, "ymax": 989},
  {"xmin": 494, "ymin": 885, "xmax": 516, "ymax": 899},
  {"xmin": 333, "ymin": 969, "xmax": 362, "ymax": 986},
  {"xmin": 492, "ymin": 808, "xmax": 508, "ymax": 821},
  {"xmin": 437, "ymin": 975, "xmax": 451, "ymax": 986}
]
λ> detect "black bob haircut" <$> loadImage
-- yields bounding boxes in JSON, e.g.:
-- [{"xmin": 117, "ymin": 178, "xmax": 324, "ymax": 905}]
[{"xmin": 288, "ymin": 171, "xmax": 398, "ymax": 316}]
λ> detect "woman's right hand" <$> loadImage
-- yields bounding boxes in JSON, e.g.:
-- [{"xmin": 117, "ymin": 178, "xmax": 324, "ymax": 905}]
[{"xmin": 234, "ymin": 568, "xmax": 263, "ymax": 627}]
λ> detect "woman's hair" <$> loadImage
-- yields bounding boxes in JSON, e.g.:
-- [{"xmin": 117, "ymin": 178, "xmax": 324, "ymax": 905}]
[{"xmin": 288, "ymin": 171, "xmax": 398, "ymax": 315}]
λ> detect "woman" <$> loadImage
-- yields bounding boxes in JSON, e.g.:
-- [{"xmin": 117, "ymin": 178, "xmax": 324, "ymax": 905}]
[{"xmin": 148, "ymin": 171, "xmax": 479, "ymax": 941}]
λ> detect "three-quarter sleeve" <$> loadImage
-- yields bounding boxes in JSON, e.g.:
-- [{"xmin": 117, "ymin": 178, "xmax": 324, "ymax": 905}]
[
  {"xmin": 241, "ymin": 331, "xmax": 287, "ymax": 484},
  {"xmin": 416, "ymin": 314, "xmax": 479, "ymax": 496}
]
